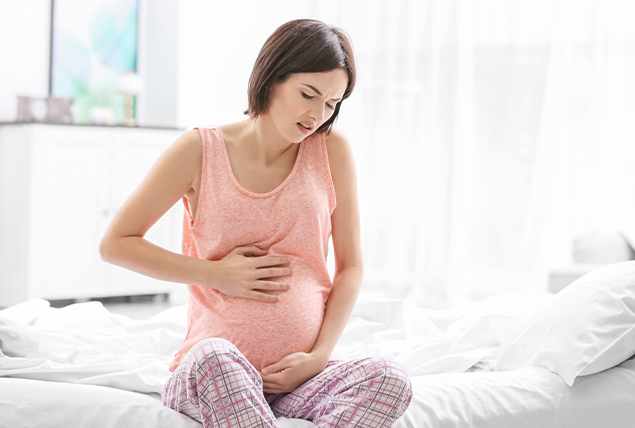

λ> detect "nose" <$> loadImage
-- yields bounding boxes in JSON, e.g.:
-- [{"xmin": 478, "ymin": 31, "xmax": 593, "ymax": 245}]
[{"xmin": 309, "ymin": 105, "xmax": 326, "ymax": 124}]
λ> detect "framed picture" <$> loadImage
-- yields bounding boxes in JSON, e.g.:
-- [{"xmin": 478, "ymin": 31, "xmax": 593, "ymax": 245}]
[{"xmin": 49, "ymin": 0, "xmax": 139, "ymax": 125}]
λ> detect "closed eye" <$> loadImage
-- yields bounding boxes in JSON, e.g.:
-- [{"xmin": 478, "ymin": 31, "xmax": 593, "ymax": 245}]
[{"xmin": 303, "ymin": 92, "xmax": 336, "ymax": 111}]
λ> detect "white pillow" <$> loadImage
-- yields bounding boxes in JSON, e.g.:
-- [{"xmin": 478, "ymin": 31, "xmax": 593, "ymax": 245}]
[{"xmin": 494, "ymin": 261, "xmax": 635, "ymax": 386}]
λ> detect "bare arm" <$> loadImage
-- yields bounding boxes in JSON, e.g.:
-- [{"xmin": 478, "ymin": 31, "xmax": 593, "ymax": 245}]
[
  {"xmin": 99, "ymin": 129, "xmax": 204, "ymax": 283},
  {"xmin": 99, "ymin": 129, "xmax": 291, "ymax": 302},
  {"xmin": 310, "ymin": 127, "xmax": 364, "ymax": 362}
]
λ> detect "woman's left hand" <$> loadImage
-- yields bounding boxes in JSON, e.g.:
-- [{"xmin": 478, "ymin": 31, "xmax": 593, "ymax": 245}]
[{"xmin": 260, "ymin": 352, "xmax": 328, "ymax": 394}]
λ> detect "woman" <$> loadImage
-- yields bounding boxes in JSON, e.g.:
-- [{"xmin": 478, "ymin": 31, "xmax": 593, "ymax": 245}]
[{"xmin": 100, "ymin": 19, "xmax": 412, "ymax": 427}]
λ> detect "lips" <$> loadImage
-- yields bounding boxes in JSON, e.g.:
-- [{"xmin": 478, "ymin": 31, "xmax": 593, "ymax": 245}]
[{"xmin": 297, "ymin": 121, "xmax": 314, "ymax": 134}]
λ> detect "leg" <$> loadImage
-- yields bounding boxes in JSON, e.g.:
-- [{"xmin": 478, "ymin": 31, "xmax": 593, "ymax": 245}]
[
  {"xmin": 267, "ymin": 356, "xmax": 412, "ymax": 428},
  {"xmin": 162, "ymin": 338, "xmax": 279, "ymax": 428}
]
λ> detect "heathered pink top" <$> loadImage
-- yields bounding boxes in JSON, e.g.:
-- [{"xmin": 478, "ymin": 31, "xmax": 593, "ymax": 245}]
[{"xmin": 169, "ymin": 126, "xmax": 336, "ymax": 372}]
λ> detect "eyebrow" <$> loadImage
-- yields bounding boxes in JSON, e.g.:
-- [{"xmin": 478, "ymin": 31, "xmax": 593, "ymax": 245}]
[{"xmin": 303, "ymin": 84, "xmax": 342, "ymax": 102}]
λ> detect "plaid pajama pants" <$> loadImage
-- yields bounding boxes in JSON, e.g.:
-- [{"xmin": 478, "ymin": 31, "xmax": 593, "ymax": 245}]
[{"xmin": 162, "ymin": 338, "xmax": 413, "ymax": 427}]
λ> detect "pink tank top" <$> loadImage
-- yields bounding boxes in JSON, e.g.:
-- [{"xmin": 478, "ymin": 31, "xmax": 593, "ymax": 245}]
[{"xmin": 169, "ymin": 126, "xmax": 336, "ymax": 372}]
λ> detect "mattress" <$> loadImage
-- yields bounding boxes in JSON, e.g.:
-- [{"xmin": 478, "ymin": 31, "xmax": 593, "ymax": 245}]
[{"xmin": 1, "ymin": 291, "xmax": 634, "ymax": 428}]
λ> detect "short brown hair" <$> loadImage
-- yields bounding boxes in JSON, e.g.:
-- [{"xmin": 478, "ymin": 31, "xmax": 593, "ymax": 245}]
[{"xmin": 245, "ymin": 19, "xmax": 356, "ymax": 134}]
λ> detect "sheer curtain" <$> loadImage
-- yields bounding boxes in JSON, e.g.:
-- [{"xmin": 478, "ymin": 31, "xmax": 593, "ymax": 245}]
[
  {"xmin": 306, "ymin": 0, "xmax": 635, "ymax": 306},
  {"xmin": 178, "ymin": 0, "xmax": 635, "ymax": 307}
]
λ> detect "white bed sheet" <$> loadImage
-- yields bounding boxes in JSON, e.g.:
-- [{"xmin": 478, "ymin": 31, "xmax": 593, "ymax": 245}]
[
  {"xmin": 1, "ymin": 291, "xmax": 634, "ymax": 428},
  {"xmin": 2, "ymin": 359, "xmax": 634, "ymax": 428},
  {"xmin": 399, "ymin": 359, "xmax": 635, "ymax": 428},
  {"xmin": 0, "ymin": 377, "xmax": 313, "ymax": 428}
]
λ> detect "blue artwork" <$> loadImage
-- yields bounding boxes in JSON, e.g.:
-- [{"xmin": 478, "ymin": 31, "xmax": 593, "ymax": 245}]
[{"xmin": 50, "ymin": 0, "xmax": 139, "ymax": 125}]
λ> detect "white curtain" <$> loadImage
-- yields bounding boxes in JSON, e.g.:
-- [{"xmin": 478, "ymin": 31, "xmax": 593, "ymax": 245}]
[
  {"xmin": 305, "ymin": 0, "xmax": 635, "ymax": 305},
  {"xmin": 178, "ymin": 0, "xmax": 635, "ymax": 306}
]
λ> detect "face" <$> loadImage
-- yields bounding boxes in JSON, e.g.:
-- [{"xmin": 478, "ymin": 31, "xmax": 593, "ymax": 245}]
[{"xmin": 265, "ymin": 69, "xmax": 348, "ymax": 143}]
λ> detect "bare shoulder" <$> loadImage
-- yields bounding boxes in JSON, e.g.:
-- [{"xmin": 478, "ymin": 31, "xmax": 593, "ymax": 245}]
[
  {"xmin": 161, "ymin": 129, "xmax": 202, "ymax": 169},
  {"xmin": 219, "ymin": 121, "xmax": 242, "ymax": 143},
  {"xmin": 145, "ymin": 128, "xmax": 203, "ymax": 194},
  {"xmin": 325, "ymin": 126, "xmax": 356, "ymax": 172},
  {"xmin": 100, "ymin": 128, "xmax": 204, "ymax": 244},
  {"xmin": 173, "ymin": 128, "xmax": 202, "ymax": 155},
  {"xmin": 325, "ymin": 126, "xmax": 350, "ymax": 152},
  {"xmin": 182, "ymin": 128, "xmax": 203, "ymax": 142}
]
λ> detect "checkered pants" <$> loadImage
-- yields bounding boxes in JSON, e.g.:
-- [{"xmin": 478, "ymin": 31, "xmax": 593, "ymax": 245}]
[{"xmin": 162, "ymin": 338, "xmax": 412, "ymax": 427}]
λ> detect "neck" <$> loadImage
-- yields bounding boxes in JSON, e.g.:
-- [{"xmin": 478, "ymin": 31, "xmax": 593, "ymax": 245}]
[{"xmin": 239, "ymin": 116, "xmax": 297, "ymax": 166}]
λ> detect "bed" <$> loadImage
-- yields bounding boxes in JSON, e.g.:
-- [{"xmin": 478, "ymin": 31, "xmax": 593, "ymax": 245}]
[{"xmin": 1, "ymin": 261, "xmax": 635, "ymax": 427}]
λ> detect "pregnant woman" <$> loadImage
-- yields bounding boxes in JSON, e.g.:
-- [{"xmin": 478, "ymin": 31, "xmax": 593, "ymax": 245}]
[{"xmin": 100, "ymin": 19, "xmax": 412, "ymax": 427}]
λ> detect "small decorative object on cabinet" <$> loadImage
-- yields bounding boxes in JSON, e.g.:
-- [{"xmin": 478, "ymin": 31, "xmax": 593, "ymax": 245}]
[
  {"xmin": 16, "ymin": 96, "xmax": 74, "ymax": 124},
  {"xmin": 115, "ymin": 71, "xmax": 144, "ymax": 126},
  {"xmin": 0, "ymin": 123, "xmax": 184, "ymax": 307}
]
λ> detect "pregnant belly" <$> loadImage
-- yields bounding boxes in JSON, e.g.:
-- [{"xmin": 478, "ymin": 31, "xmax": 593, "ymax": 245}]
[{"xmin": 209, "ymin": 274, "xmax": 327, "ymax": 371}]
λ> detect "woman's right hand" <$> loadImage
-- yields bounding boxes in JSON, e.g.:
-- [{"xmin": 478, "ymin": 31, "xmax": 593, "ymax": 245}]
[{"xmin": 207, "ymin": 246, "xmax": 292, "ymax": 303}]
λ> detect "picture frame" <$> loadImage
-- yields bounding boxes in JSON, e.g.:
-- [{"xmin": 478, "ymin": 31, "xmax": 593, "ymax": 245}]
[{"xmin": 49, "ymin": 0, "xmax": 139, "ymax": 125}]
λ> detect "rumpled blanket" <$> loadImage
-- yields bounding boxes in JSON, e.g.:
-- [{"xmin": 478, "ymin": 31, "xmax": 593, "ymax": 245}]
[
  {"xmin": 0, "ymin": 299, "xmax": 184, "ymax": 393},
  {"xmin": 0, "ymin": 291, "xmax": 553, "ymax": 394}
]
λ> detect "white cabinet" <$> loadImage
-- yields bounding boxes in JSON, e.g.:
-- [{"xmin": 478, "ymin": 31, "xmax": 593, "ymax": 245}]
[{"xmin": 0, "ymin": 123, "xmax": 184, "ymax": 306}]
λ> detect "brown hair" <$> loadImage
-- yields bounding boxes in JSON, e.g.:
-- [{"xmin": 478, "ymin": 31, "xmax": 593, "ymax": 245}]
[{"xmin": 245, "ymin": 19, "xmax": 356, "ymax": 134}]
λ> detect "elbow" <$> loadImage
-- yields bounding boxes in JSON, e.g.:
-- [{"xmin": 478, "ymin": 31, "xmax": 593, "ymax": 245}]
[
  {"xmin": 335, "ymin": 261, "xmax": 364, "ymax": 279},
  {"xmin": 347, "ymin": 261, "xmax": 364, "ymax": 275},
  {"xmin": 99, "ymin": 235, "xmax": 117, "ymax": 264},
  {"xmin": 99, "ymin": 233, "xmax": 142, "ymax": 265}
]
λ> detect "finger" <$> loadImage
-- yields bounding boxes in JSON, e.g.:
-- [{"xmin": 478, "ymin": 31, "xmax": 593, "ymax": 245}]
[
  {"xmin": 255, "ymin": 281, "xmax": 291, "ymax": 291},
  {"xmin": 262, "ymin": 381, "xmax": 284, "ymax": 389},
  {"xmin": 262, "ymin": 384, "xmax": 286, "ymax": 394},
  {"xmin": 262, "ymin": 359, "xmax": 292, "ymax": 375},
  {"xmin": 231, "ymin": 245, "xmax": 267, "ymax": 257},
  {"xmin": 253, "ymin": 256, "xmax": 291, "ymax": 268},
  {"xmin": 245, "ymin": 291, "xmax": 280, "ymax": 303},
  {"xmin": 261, "ymin": 364, "xmax": 279, "ymax": 376},
  {"xmin": 254, "ymin": 267, "xmax": 292, "ymax": 280},
  {"xmin": 235, "ymin": 246, "xmax": 267, "ymax": 257},
  {"xmin": 261, "ymin": 373, "xmax": 284, "ymax": 385},
  {"xmin": 261, "ymin": 373, "xmax": 280, "ymax": 382},
  {"xmin": 262, "ymin": 377, "xmax": 290, "ymax": 394}
]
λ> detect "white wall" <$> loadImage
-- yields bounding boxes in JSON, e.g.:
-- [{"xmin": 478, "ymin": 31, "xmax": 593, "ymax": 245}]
[
  {"xmin": 176, "ymin": 0, "xmax": 311, "ymax": 128},
  {"xmin": 0, "ymin": 1, "xmax": 51, "ymax": 119},
  {"xmin": 138, "ymin": 0, "xmax": 179, "ymax": 128}
]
